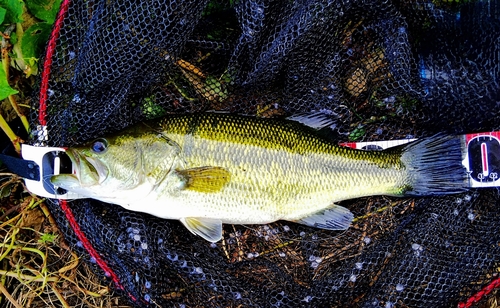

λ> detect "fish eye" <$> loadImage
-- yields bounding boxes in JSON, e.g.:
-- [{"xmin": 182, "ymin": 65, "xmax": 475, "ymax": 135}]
[{"xmin": 91, "ymin": 138, "xmax": 108, "ymax": 153}]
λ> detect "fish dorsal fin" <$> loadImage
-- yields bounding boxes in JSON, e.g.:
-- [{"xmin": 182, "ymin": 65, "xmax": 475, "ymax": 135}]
[
  {"xmin": 178, "ymin": 167, "xmax": 231, "ymax": 193},
  {"xmin": 181, "ymin": 217, "xmax": 222, "ymax": 242},
  {"xmin": 295, "ymin": 205, "xmax": 353, "ymax": 230},
  {"xmin": 287, "ymin": 113, "xmax": 337, "ymax": 130}
]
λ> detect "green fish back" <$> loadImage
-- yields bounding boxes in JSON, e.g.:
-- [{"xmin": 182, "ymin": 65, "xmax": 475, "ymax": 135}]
[{"xmin": 156, "ymin": 113, "xmax": 402, "ymax": 169}]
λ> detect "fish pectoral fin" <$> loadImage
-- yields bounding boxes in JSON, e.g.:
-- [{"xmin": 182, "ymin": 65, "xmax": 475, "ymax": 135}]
[
  {"xmin": 181, "ymin": 217, "xmax": 223, "ymax": 242},
  {"xmin": 178, "ymin": 167, "xmax": 231, "ymax": 193},
  {"xmin": 295, "ymin": 205, "xmax": 353, "ymax": 230}
]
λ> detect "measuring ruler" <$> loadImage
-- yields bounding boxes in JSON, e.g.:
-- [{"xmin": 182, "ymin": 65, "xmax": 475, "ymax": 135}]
[{"xmin": 340, "ymin": 131, "xmax": 500, "ymax": 188}]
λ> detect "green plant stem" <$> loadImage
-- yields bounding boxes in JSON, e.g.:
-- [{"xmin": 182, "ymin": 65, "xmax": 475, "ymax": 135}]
[
  {"xmin": 0, "ymin": 114, "xmax": 21, "ymax": 153},
  {"xmin": 8, "ymin": 95, "xmax": 29, "ymax": 133},
  {"xmin": 0, "ymin": 211, "xmax": 21, "ymax": 229},
  {"xmin": 0, "ymin": 270, "xmax": 58, "ymax": 283},
  {"xmin": 27, "ymin": 197, "xmax": 45, "ymax": 210},
  {"xmin": 0, "ymin": 227, "xmax": 19, "ymax": 262}
]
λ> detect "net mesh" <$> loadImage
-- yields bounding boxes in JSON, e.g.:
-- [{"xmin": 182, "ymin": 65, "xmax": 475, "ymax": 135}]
[{"xmin": 31, "ymin": 0, "xmax": 500, "ymax": 307}]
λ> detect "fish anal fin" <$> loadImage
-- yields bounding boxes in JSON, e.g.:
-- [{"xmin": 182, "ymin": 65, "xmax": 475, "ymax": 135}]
[
  {"xmin": 179, "ymin": 166, "xmax": 231, "ymax": 193},
  {"xmin": 181, "ymin": 217, "xmax": 222, "ymax": 242},
  {"xmin": 295, "ymin": 205, "xmax": 353, "ymax": 230}
]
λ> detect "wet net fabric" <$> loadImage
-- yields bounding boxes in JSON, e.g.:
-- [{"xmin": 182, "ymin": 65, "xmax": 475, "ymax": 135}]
[{"xmin": 32, "ymin": 0, "xmax": 499, "ymax": 307}]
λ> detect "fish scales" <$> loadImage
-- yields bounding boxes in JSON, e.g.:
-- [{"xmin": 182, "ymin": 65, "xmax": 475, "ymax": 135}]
[
  {"xmin": 51, "ymin": 113, "xmax": 467, "ymax": 242},
  {"xmin": 153, "ymin": 114, "xmax": 405, "ymax": 220}
]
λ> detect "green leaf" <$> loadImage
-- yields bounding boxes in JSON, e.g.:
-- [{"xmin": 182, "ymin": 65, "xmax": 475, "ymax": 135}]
[
  {"xmin": 0, "ymin": 7, "xmax": 7, "ymax": 24},
  {"xmin": 25, "ymin": 0, "xmax": 61, "ymax": 24},
  {"xmin": 21, "ymin": 22, "xmax": 51, "ymax": 60},
  {"xmin": 38, "ymin": 232, "xmax": 57, "ymax": 244},
  {"xmin": 142, "ymin": 96, "xmax": 166, "ymax": 118},
  {"xmin": 0, "ymin": 182, "xmax": 13, "ymax": 198},
  {"xmin": 9, "ymin": 31, "xmax": 17, "ymax": 44},
  {"xmin": 349, "ymin": 125, "xmax": 366, "ymax": 141},
  {"xmin": 0, "ymin": 66, "xmax": 18, "ymax": 100},
  {"xmin": 0, "ymin": 0, "xmax": 24, "ymax": 23}
]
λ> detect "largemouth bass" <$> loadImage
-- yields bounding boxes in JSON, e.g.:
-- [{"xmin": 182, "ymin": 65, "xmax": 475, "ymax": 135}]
[{"xmin": 51, "ymin": 113, "xmax": 467, "ymax": 242}]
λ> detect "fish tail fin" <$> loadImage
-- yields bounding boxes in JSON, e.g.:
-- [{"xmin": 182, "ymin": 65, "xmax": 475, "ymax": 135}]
[{"xmin": 400, "ymin": 134, "xmax": 468, "ymax": 196}]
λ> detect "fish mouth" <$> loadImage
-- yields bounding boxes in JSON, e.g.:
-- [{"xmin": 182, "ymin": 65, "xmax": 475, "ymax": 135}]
[{"xmin": 56, "ymin": 149, "xmax": 109, "ymax": 187}]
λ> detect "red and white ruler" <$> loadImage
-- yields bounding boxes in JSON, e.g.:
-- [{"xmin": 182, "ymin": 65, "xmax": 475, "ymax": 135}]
[{"xmin": 340, "ymin": 131, "xmax": 500, "ymax": 188}]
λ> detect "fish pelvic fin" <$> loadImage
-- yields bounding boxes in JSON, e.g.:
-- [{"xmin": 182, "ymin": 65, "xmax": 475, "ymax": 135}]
[
  {"xmin": 178, "ymin": 166, "xmax": 231, "ymax": 193},
  {"xmin": 400, "ymin": 134, "xmax": 468, "ymax": 196},
  {"xmin": 295, "ymin": 205, "xmax": 353, "ymax": 230},
  {"xmin": 181, "ymin": 217, "xmax": 222, "ymax": 242}
]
